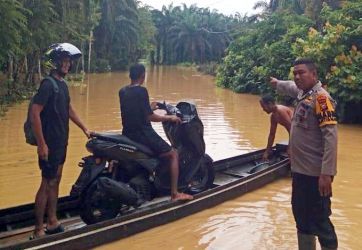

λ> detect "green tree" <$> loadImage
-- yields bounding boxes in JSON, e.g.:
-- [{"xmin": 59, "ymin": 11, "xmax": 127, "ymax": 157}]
[
  {"xmin": 252, "ymin": 0, "xmax": 344, "ymax": 21},
  {"xmin": 253, "ymin": 0, "xmax": 305, "ymax": 17},
  {"xmin": 168, "ymin": 5, "xmax": 207, "ymax": 63},
  {"xmin": 151, "ymin": 4, "xmax": 236, "ymax": 64},
  {"xmin": 93, "ymin": 0, "xmax": 139, "ymax": 71},
  {"xmin": 293, "ymin": 1, "xmax": 362, "ymax": 122},
  {"xmin": 83, "ymin": 0, "xmax": 101, "ymax": 73},
  {"xmin": 217, "ymin": 13, "xmax": 312, "ymax": 93},
  {"xmin": 0, "ymin": 0, "xmax": 28, "ymax": 80},
  {"xmin": 20, "ymin": 0, "xmax": 59, "ymax": 83},
  {"xmin": 159, "ymin": 4, "xmax": 181, "ymax": 64},
  {"xmin": 136, "ymin": 4, "xmax": 156, "ymax": 61}
]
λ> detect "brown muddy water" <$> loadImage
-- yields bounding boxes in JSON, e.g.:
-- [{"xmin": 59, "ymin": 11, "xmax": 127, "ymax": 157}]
[{"xmin": 0, "ymin": 66, "xmax": 361, "ymax": 249}]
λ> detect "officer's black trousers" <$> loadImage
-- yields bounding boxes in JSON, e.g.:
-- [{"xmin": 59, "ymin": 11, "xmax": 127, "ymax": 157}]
[{"xmin": 291, "ymin": 172, "xmax": 338, "ymax": 249}]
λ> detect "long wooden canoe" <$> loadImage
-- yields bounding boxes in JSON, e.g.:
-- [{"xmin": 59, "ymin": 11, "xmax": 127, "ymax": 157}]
[{"xmin": 0, "ymin": 143, "xmax": 290, "ymax": 250}]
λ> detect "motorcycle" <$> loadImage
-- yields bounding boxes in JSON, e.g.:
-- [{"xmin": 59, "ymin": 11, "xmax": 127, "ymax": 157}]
[{"xmin": 70, "ymin": 101, "xmax": 214, "ymax": 225}]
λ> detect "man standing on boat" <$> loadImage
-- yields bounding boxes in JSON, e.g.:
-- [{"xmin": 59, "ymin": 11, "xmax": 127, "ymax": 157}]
[
  {"xmin": 30, "ymin": 43, "xmax": 90, "ymax": 238},
  {"xmin": 259, "ymin": 94, "xmax": 293, "ymax": 161},
  {"xmin": 119, "ymin": 64, "xmax": 193, "ymax": 201},
  {"xmin": 270, "ymin": 58, "xmax": 338, "ymax": 250}
]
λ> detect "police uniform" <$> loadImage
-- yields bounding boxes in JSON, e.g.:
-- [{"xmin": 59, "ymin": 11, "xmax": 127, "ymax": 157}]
[{"xmin": 277, "ymin": 80, "xmax": 338, "ymax": 249}]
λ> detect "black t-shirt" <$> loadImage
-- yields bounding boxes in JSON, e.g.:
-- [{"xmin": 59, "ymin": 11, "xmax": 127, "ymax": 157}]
[
  {"xmin": 33, "ymin": 76, "xmax": 70, "ymax": 148},
  {"xmin": 119, "ymin": 85, "xmax": 153, "ymax": 134}
]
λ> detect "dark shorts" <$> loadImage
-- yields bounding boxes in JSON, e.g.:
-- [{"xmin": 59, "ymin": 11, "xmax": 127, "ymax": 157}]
[
  {"xmin": 291, "ymin": 172, "xmax": 338, "ymax": 248},
  {"xmin": 124, "ymin": 127, "xmax": 172, "ymax": 156},
  {"xmin": 39, "ymin": 146, "xmax": 67, "ymax": 179}
]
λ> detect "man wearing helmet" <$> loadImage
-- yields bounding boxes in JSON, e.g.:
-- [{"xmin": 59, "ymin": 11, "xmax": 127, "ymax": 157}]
[{"xmin": 30, "ymin": 43, "xmax": 90, "ymax": 238}]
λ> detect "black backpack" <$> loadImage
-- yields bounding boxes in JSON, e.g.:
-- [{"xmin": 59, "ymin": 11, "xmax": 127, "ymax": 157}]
[{"xmin": 24, "ymin": 76, "xmax": 59, "ymax": 146}]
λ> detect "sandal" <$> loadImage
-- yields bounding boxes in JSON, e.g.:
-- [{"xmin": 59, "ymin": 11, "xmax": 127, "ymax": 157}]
[
  {"xmin": 45, "ymin": 224, "xmax": 65, "ymax": 235},
  {"xmin": 29, "ymin": 233, "xmax": 44, "ymax": 240}
]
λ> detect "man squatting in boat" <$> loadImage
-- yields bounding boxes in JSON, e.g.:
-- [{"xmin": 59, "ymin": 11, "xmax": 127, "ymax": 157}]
[{"xmin": 259, "ymin": 94, "xmax": 293, "ymax": 161}]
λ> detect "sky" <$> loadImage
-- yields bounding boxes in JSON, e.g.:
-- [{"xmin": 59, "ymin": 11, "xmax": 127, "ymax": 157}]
[{"xmin": 139, "ymin": 0, "xmax": 260, "ymax": 16}]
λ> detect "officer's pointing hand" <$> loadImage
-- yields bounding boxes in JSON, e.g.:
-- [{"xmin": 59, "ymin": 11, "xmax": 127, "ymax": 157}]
[{"xmin": 318, "ymin": 174, "xmax": 332, "ymax": 197}]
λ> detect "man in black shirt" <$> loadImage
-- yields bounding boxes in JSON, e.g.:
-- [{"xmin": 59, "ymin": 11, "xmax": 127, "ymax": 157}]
[
  {"xmin": 30, "ymin": 43, "xmax": 90, "ymax": 238},
  {"xmin": 119, "ymin": 64, "xmax": 193, "ymax": 201}
]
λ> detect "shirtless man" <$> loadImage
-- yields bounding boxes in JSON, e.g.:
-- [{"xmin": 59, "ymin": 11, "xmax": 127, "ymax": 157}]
[{"xmin": 260, "ymin": 94, "xmax": 293, "ymax": 161}]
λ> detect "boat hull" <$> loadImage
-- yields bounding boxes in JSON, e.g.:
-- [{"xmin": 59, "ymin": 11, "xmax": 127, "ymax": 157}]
[{"xmin": 0, "ymin": 145, "xmax": 289, "ymax": 250}]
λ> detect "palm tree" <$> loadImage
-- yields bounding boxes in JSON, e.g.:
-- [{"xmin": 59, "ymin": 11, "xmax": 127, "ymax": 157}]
[
  {"xmin": 201, "ymin": 10, "xmax": 231, "ymax": 61},
  {"xmin": 0, "ymin": 0, "xmax": 27, "ymax": 81},
  {"xmin": 151, "ymin": 3, "xmax": 240, "ymax": 64},
  {"xmin": 20, "ymin": 0, "xmax": 59, "ymax": 82},
  {"xmin": 161, "ymin": 4, "xmax": 181, "ymax": 64},
  {"xmin": 93, "ymin": 0, "xmax": 140, "ymax": 69},
  {"xmin": 151, "ymin": 4, "xmax": 180, "ymax": 64},
  {"xmin": 136, "ymin": 4, "xmax": 156, "ymax": 61},
  {"xmin": 83, "ymin": 0, "xmax": 101, "ymax": 73},
  {"xmin": 168, "ymin": 4, "xmax": 207, "ymax": 63}
]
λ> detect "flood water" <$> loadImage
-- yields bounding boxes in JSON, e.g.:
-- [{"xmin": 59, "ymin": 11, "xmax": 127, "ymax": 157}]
[{"xmin": 0, "ymin": 66, "xmax": 361, "ymax": 249}]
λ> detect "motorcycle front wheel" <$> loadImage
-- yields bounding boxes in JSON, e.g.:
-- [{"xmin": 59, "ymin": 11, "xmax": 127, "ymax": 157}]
[{"xmin": 79, "ymin": 181, "xmax": 122, "ymax": 225}]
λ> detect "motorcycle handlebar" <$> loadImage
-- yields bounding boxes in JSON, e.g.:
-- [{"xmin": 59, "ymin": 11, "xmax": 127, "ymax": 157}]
[
  {"xmin": 155, "ymin": 101, "xmax": 183, "ymax": 120},
  {"xmin": 155, "ymin": 101, "xmax": 167, "ymax": 111}
]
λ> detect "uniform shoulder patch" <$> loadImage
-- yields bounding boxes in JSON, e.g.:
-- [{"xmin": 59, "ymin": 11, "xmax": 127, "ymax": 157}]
[{"xmin": 315, "ymin": 94, "xmax": 337, "ymax": 126}]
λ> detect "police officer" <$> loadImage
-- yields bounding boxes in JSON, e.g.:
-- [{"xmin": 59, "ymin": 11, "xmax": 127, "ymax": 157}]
[{"xmin": 270, "ymin": 58, "xmax": 338, "ymax": 250}]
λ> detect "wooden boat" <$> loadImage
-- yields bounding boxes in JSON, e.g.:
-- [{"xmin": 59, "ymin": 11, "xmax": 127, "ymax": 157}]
[{"xmin": 0, "ymin": 143, "xmax": 290, "ymax": 250}]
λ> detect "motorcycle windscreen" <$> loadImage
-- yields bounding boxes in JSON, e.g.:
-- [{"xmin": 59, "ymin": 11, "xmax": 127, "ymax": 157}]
[
  {"xmin": 163, "ymin": 101, "xmax": 206, "ymax": 154},
  {"xmin": 182, "ymin": 118, "xmax": 205, "ymax": 155}
]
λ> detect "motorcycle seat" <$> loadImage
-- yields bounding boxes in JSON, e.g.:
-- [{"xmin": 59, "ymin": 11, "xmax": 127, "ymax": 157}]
[{"xmin": 94, "ymin": 132, "xmax": 155, "ymax": 156}]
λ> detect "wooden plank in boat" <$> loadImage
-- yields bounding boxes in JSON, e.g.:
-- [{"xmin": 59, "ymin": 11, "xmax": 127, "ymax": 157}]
[{"xmin": 213, "ymin": 173, "xmax": 241, "ymax": 186}]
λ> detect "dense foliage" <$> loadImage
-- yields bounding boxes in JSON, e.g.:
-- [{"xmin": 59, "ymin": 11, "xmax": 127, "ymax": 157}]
[
  {"xmin": 0, "ymin": 0, "xmax": 157, "ymax": 75},
  {"xmin": 216, "ymin": 0, "xmax": 362, "ymax": 123},
  {"xmin": 217, "ymin": 13, "xmax": 313, "ymax": 94},
  {"xmin": 0, "ymin": 0, "xmax": 149, "ymax": 115},
  {"xmin": 150, "ymin": 4, "xmax": 243, "ymax": 65},
  {"xmin": 0, "ymin": 0, "xmax": 360, "ymax": 123},
  {"xmin": 0, "ymin": 1, "xmax": 240, "ymax": 115}
]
